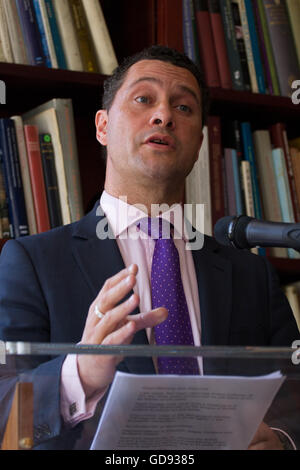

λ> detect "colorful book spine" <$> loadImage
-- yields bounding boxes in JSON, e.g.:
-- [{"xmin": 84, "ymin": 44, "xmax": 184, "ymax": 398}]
[
  {"xmin": 243, "ymin": 0, "xmax": 266, "ymax": 94},
  {"xmin": 0, "ymin": 0, "xmax": 14, "ymax": 62},
  {"xmin": 68, "ymin": 0, "xmax": 98, "ymax": 73},
  {"xmin": 0, "ymin": 119, "xmax": 29, "ymax": 238},
  {"xmin": 241, "ymin": 160, "xmax": 255, "ymax": 217},
  {"xmin": 262, "ymin": 0, "xmax": 300, "ymax": 97},
  {"xmin": 32, "ymin": 0, "xmax": 52, "ymax": 67},
  {"xmin": 39, "ymin": 133, "xmax": 62, "ymax": 228},
  {"xmin": 286, "ymin": 0, "xmax": 300, "ymax": 69},
  {"xmin": 15, "ymin": 0, "xmax": 46, "ymax": 66},
  {"xmin": 194, "ymin": 0, "xmax": 220, "ymax": 87},
  {"xmin": 0, "ymin": 166, "xmax": 10, "ymax": 238},
  {"xmin": 208, "ymin": 0, "xmax": 232, "ymax": 89},
  {"xmin": 44, "ymin": 0, "xmax": 67, "ymax": 69},
  {"xmin": 240, "ymin": 122, "xmax": 262, "ymax": 219},
  {"xmin": 219, "ymin": 0, "xmax": 244, "ymax": 90},
  {"xmin": 24, "ymin": 124, "xmax": 50, "ymax": 233},
  {"xmin": 252, "ymin": 0, "xmax": 273, "ymax": 94},
  {"xmin": 2, "ymin": 0, "xmax": 29, "ymax": 64},
  {"xmin": 182, "ymin": 0, "xmax": 201, "ymax": 67},
  {"xmin": 231, "ymin": 0, "xmax": 251, "ymax": 91}
]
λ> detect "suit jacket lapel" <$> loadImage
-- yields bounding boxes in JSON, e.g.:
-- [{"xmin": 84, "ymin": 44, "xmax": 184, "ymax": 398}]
[{"xmin": 71, "ymin": 205, "xmax": 154, "ymax": 374}]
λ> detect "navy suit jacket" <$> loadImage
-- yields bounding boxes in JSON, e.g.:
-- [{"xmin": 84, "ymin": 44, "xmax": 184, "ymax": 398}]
[{"xmin": 0, "ymin": 203, "xmax": 298, "ymax": 449}]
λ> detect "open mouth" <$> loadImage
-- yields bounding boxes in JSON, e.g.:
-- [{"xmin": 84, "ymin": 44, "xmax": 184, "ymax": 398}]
[{"xmin": 145, "ymin": 134, "xmax": 175, "ymax": 150}]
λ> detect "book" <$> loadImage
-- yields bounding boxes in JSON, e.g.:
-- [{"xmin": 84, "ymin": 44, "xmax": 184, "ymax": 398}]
[
  {"xmin": 68, "ymin": 0, "xmax": 98, "ymax": 73},
  {"xmin": 23, "ymin": 98, "xmax": 84, "ymax": 224},
  {"xmin": 231, "ymin": 0, "xmax": 251, "ymax": 92},
  {"xmin": 15, "ymin": 0, "xmax": 46, "ymax": 66},
  {"xmin": 43, "ymin": 0, "xmax": 67, "ymax": 69},
  {"xmin": 224, "ymin": 148, "xmax": 244, "ymax": 216},
  {"xmin": 207, "ymin": 116, "xmax": 225, "ymax": 229},
  {"xmin": 0, "ymin": 119, "xmax": 29, "ymax": 238},
  {"xmin": 0, "ymin": 0, "xmax": 13, "ymax": 63},
  {"xmin": 271, "ymin": 147, "xmax": 299, "ymax": 259},
  {"xmin": 256, "ymin": 0, "xmax": 280, "ymax": 95},
  {"xmin": 253, "ymin": 129, "xmax": 288, "ymax": 258},
  {"xmin": 240, "ymin": 122, "xmax": 263, "ymax": 220},
  {"xmin": 81, "ymin": 0, "xmax": 118, "ymax": 75},
  {"xmin": 194, "ymin": 0, "xmax": 220, "ymax": 87},
  {"xmin": 2, "ymin": 0, "xmax": 29, "ymax": 64},
  {"xmin": 182, "ymin": 0, "xmax": 201, "ymax": 68},
  {"xmin": 24, "ymin": 124, "xmax": 50, "ymax": 233},
  {"xmin": 269, "ymin": 123, "xmax": 300, "ymax": 223},
  {"xmin": 286, "ymin": 0, "xmax": 300, "ymax": 69},
  {"xmin": 241, "ymin": 160, "xmax": 255, "ymax": 217},
  {"xmin": 0, "ymin": 29, "xmax": 6, "ymax": 62},
  {"xmin": 208, "ymin": 0, "xmax": 232, "ymax": 89},
  {"xmin": 52, "ymin": 0, "xmax": 83, "ymax": 71},
  {"xmin": 219, "ymin": 0, "xmax": 244, "ymax": 90},
  {"xmin": 185, "ymin": 126, "xmax": 212, "ymax": 235},
  {"xmin": 11, "ymin": 115, "xmax": 37, "ymax": 235},
  {"xmin": 32, "ymin": 0, "xmax": 52, "ymax": 67},
  {"xmin": 262, "ymin": 0, "xmax": 300, "ymax": 97},
  {"xmin": 39, "ymin": 133, "xmax": 62, "ymax": 228},
  {"xmin": 252, "ymin": 0, "xmax": 273, "ymax": 95}
]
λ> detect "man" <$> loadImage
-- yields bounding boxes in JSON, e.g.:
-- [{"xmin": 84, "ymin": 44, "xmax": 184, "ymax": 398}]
[{"xmin": 0, "ymin": 46, "xmax": 298, "ymax": 450}]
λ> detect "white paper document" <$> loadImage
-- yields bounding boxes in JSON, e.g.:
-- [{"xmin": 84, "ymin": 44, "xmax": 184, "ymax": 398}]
[{"xmin": 91, "ymin": 371, "xmax": 285, "ymax": 450}]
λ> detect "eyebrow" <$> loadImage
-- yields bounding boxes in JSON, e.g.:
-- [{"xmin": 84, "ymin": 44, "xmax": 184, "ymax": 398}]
[{"xmin": 128, "ymin": 76, "xmax": 201, "ymax": 106}]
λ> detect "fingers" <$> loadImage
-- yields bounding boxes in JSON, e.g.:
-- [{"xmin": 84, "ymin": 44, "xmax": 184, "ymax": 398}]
[{"xmin": 129, "ymin": 308, "xmax": 168, "ymax": 330}]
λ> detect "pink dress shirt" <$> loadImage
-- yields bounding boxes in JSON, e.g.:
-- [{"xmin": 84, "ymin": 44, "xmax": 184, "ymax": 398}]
[{"xmin": 60, "ymin": 191, "xmax": 202, "ymax": 426}]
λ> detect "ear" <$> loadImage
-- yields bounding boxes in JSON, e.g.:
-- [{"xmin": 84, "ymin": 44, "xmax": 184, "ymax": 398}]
[{"xmin": 95, "ymin": 110, "xmax": 108, "ymax": 146}]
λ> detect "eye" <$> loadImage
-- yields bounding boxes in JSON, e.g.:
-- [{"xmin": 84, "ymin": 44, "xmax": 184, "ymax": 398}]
[
  {"xmin": 177, "ymin": 104, "xmax": 191, "ymax": 113},
  {"xmin": 135, "ymin": 96, "xmax": 149, "ymax": 104}
]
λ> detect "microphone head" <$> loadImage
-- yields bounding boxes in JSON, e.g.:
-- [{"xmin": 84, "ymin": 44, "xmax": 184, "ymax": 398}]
[{"xmin": 214, "ymin": 215, "xmax": 254, "ymax": 249}]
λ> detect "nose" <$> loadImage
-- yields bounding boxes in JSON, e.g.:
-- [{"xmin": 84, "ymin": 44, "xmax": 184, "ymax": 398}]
[{"xmin": 149, "ymin": 103, "xmax": 175, "ymax": 130}]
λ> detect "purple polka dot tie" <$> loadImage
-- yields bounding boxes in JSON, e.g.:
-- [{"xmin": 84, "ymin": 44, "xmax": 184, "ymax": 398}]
[{"xmin": 139, "ymin": 217, "xmax": 199, "ymax": 375}]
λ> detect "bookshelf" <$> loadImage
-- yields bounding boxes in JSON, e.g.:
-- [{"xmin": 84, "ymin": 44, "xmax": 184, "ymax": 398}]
[{"xmin": 0, "ymin": 0, "xmax": 300, "ymax": 284}]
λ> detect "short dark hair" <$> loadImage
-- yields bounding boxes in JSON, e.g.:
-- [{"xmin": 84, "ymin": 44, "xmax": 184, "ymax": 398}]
[{"xmin": 102, "ymin": 45, "xmax": 209, "ymax": 126}]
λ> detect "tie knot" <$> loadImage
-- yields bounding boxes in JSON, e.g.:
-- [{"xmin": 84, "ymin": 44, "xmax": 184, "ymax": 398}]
[{"xmin": 138, "ymin": 217, "xmax": 172, "ymax": 240}]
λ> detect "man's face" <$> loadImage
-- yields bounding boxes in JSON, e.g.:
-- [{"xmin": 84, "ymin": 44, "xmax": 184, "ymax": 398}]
[{"xmin": 96, "ymin": 59, "xmax": 203, "ymax": 189}]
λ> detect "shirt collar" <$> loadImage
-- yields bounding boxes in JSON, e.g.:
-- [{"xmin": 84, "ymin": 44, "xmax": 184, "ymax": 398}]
[{"xmin": 100, "ymin": 190, "xmax": 188, "ymax": 241}]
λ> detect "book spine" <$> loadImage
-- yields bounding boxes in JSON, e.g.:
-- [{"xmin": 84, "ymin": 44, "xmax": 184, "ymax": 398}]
[
  {"xmin": 290, "ymin": 147, "xmax": 300, "ymax": 213},
  {"xmin": 240, "ymin": 122, "xmax": 262, "ymax": 219},
  {"xmin": 286, "ymin": 0, "xmax": 300, "ymax": 69},
  {"xmin": 81, "ymin": 0, "xmax": 117, "ymax": 75},
  {"xmin": 37, "ymin": 0, "xmax": 57, "ymax": 68},
  {"xmin": 270, "ymin": 122, "xmax": 300, "ymax": 223},
  {"xmin": 32, "ymin": 0, "xmax": 51, "ymax": 67},
  {"xmin": 231, "ymin": 0, "xmax": 251, "ymax": 91},
  {"xmin": 39, "ymin": 133, "xmax": 62, "ymax": 228},
  {"xmin": 24, "ymin": 124, "xmax": 50, "ymax": 233},
  {"xmin": 207, "ymin": 115, "xmax": 225, "ymax": 228},
  {"xmin": 0, "ymin": 119, "xmax": 29, "ymax": 238},
  {"xmin": 11, "ymin": 115, "xmax": 37, "ymax": 235},
  {"xmin": 182, "ymin": 0, "xmax": 201, "ymax": 67},
  {"xmin": 194, "ymin": 0, "xmax": 220, "ymax": 87},
  {"xmin": 15, "ymin": 0, "xmax": 46, "ymax": 66},
  {"xmin": 0, "ymin": 166, "xmax": 10, "ymax": 238},
  {"xmin": 252, "ymin": 0, "xmax": 273, "ymax": 94},
  {"xmin": 236, "ymin": 0, "xmax": 258, "ymax": 93},
  {"xmin": 241, "ymin": 160, "xmax": 255, "ymax": 217},
  {"xmin": 185, "ymin": 126, "xmax": 212, "ymax": 235},
  {"xmin": 2, "ymin": 0, "xmax": 29, "ymax": 64},
  {"xmin": 231, "ymin": 148, "xmax": 243, "ymax": 215},
  {"xmin": 219, "ymin": 0, "xmax": 244, "ymax": 90},
  {"xmin": 262, "ymin": 0, "xmax": 300, "ymax": 97},
  {"xmin": 208, "ymin": 0, "xmax": 232, "ymax": 89},
  {"xmin": 68, "ymin": 0, "xmax": 98, "ymax": 73},
  {"xmin": 244, "ymin": 0, "xmax": 266, "ymax": 94},
  {"xmin": 52, "ymin": 0, "xmax": 83, "ymax": 71},
  {"xmin": 256, "ymin": 0, "xmax": 280, "ymax": 95},
  {"xmin": 53, "ymin": 99, "xmax": 83, "ymax": 222},
  {"xmin": 0, "ymin": 0, "xmax": 14, "ymax": 62},
  {"xmin": 224, "ymin": 148, "xmax": 237, "ymax": 215},
  {"xmin": 44, "ymin": 0, "xmax": 66, "ymax": 69}
]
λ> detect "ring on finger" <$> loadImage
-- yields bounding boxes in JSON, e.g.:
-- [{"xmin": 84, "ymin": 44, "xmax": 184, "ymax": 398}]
[{"xmin": 95, "ymin": 305, "xmax": 105, "ymax": 320}]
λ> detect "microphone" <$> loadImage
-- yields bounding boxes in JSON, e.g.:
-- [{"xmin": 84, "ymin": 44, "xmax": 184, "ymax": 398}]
[{"xmin": 214, "ymin": 215, "xmax": 300, "ymax": 250}]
